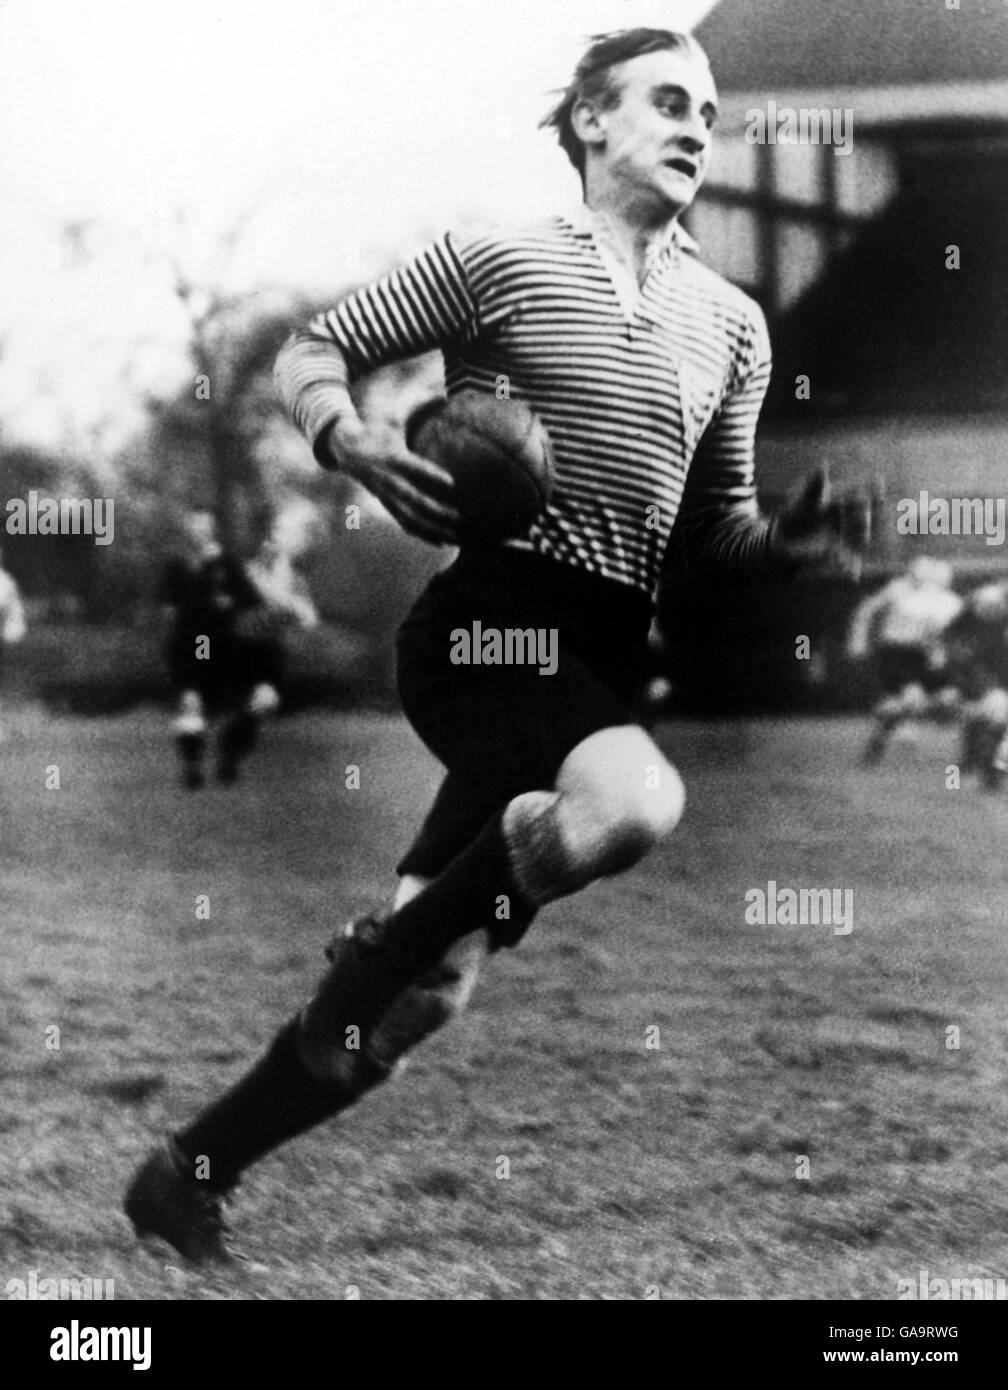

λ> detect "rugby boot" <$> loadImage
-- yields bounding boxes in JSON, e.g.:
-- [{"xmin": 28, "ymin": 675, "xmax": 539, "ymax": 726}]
[{"xmin": 124, "ymin": 1137, "xmax": 234, "ymax": 1266}]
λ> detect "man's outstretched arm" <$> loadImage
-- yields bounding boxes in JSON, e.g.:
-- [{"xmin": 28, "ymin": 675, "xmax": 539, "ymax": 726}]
[
  {"xmin": 669, "ymin": 303, "xmax": 864, "ymax": 578},
  {"xmin": 668, "ymin": 334, "xmax": 780, "ymax": 577}
]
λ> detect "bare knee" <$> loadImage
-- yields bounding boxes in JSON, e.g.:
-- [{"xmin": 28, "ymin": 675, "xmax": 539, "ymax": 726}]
[
  {"xmin": 573, "ymin": 772, "xmax": 684, "ymax": 868},
  {"xmin": 555, "ymin": 726, "xmax": 685, "ymax": 873},
  {"xmin": 627, "ymin": 760, "xmax": 685, "ymax": 845}
]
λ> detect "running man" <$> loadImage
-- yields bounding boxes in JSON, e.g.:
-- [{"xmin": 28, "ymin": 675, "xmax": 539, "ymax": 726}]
[{"xmin": 126, "ymin": 28, "xmax": 857, "ymax": 1261}]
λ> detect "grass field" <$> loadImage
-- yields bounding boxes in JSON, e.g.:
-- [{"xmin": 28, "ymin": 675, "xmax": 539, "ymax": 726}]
[{"xmin": 2, "ymin": 707, "xmax": 1007, "ymax": 1300}]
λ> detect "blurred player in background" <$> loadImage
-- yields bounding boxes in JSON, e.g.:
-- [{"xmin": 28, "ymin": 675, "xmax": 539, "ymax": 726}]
[
  {"xmin": 944, "ymin": 578, "xmax": 1008, "ymax": 790},
  {"xmin": 847, "ymin": 557, "xmax": 961, "ymax": 764},
  {"xmin": 0, "ymin": 546, "xmax": 27, "ymax": 645},
  {"xmin": 0, "ymin": 546, "xmax": 28, "ymax": 736},
  {"xmin": 161, "ymin": 509, "xmax": 314, "ymax": 788},
  {"xmin": 244, "ymin": 498, "xmax": 320, "ymax": 635},
  {"xmin": 237, "ymin": 500, "xmax": 320, "ymax": 713}
]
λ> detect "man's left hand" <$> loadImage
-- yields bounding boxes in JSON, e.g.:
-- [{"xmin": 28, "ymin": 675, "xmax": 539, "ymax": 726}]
[{"xmin": 770, "ymin": 469, "xmax": 872, "ymax": 578}]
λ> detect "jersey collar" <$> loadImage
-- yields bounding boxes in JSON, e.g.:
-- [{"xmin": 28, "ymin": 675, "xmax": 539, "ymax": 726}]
[{"xmin": 566, "ymin": 203, "xmax": 699, "ymax": 259}]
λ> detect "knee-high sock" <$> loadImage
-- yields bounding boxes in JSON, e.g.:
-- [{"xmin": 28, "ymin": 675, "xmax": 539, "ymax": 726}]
[
  {"xmin": 174, "ymin": 1019, "xmax": 388, "ymax": 1190},
  {"xmin": 378, "ymin": 809, "xmax": 537, "ymax": 967},
  {"xmin": 219, "ymin": 710, "xmax": 259, "ymax": 769},
  {"xmin": 173, "ymin": 814, "xmax": 537, "ymax": 1185},
  {"xmin": 176, "ymin": 731, "xmax": 205, "ymax": 769}
]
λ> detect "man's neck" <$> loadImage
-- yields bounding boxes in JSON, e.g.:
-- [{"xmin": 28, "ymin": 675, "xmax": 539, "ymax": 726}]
[{"xmin": 583, "ymin": 191, "xmax": 678, "ymax": 284}]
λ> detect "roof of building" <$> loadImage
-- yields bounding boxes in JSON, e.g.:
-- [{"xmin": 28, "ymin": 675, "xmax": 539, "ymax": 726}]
[{"xmin": 696, "ymin": 0, "xmax": 1008, "ymax": 92}]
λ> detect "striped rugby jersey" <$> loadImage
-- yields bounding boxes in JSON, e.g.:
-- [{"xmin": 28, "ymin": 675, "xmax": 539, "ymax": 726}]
[{"xmin": 275, "ymin": 210, "xmax": 776, "ymax": 600}]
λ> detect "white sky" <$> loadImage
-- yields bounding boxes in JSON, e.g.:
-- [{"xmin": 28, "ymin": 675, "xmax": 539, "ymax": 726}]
[{"xmin": 0, "ymin": 0, "xmax": 718, "ymax": 453}]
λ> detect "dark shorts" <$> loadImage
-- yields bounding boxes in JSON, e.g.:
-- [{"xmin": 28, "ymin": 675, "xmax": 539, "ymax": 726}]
[
  {"xmin": 395, "ymin": 549, "xmax": 653, "ymax": 878},
  {"xmin": 875, "ymin": 643, "xmax": 945, "ymax": 696},
  {"xmin": 166, "ymin": 627, "xmax": 285, "ymax": 713}
]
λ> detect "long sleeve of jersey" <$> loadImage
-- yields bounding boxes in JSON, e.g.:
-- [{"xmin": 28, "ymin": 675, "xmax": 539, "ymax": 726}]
[
  {"xmin": 667, "ymin": 326, "xmax": 781, "ymax": 578},
  {"xmin": 274, "ymin": 235, "xmax": 479, "ymax": 464},
  {"xmin": 275, "ymin": 218, "xmax": 786, "ymax": 597}
]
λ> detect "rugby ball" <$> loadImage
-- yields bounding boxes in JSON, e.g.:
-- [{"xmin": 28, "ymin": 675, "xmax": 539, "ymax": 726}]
[{"xmin": 410, "ymin": 391, "xmax": 555, "ymax": 543}]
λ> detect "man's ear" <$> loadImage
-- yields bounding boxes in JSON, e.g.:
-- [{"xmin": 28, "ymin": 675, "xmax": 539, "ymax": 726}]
[{"xmin": 570, "ymin": 98, "xmax": 607, "ymax": 155}]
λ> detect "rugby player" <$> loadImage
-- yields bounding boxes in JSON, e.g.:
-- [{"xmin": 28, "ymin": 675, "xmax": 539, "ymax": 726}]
[
  {"xmin": 0, "ymin": 546, "xmax": 27, "ymax": 646},
  {"xmin": 126, "ymin": 28, "xmax": 856, "ymax": 1261},
  {"xmin": 0, "ymin": 546, "xmax": 28, "ymax": 734},
  {"xmin": 945, "ymin": 579, "xmax": 1008, "ymax": 789},
  {"xmin": 847, "ymin": 557, "xmax": 962, "ymax": 764},
  {"xmin": 161, "ymin": 510, "xmax": 284, "ymax": 788}
]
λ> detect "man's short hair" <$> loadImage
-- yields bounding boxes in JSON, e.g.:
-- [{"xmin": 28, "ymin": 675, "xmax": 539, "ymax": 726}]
[{"xmin": 540, "ymin": 29, "xmax": 710, "ymax": 183}]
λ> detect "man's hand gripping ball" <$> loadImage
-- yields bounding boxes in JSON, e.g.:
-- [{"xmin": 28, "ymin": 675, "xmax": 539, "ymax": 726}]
[{"xmin": 408, "ymin": 391, "xmax": 555, "ymax": 544}]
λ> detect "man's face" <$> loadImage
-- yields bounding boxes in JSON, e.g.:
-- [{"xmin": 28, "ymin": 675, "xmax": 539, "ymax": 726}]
[{"xmin": 584, "ymin": 48, "xmax": 718, "ymax": 218}]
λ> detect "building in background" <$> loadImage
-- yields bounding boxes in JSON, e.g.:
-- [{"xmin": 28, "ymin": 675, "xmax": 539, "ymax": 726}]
[
  {"xmin": 693, "ymin": 0, "xmax": 1008, "ymax": 565},
  {"xmin": 660, "ymin": 0, "xmax": 1008, "ymax": 711}
]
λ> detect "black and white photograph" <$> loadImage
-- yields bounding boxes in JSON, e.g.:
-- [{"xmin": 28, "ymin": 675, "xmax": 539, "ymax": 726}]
[{"xmin": 1, "ymin": 0, "xmax": 1006, "ymax": 1338}]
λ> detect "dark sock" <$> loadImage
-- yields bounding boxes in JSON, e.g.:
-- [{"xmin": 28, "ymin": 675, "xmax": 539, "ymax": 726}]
[
  {"xmin": 219, "ymin": 711, "xmax": 258, "ymax": 772},
  {"xmin": 177, "ymin": 732, "xmax": 205, "ymax": 768},
  {"xmin": 382, "ymin": 810, "xmax": 536, "ymax": 968},
  {"xmin": 174, "ymin": 1019, "xmax": 386, "ymax": 1189},
  {"xmin": 173, "ymin": 816, "xmax": 534, "ymax": 1186}
]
